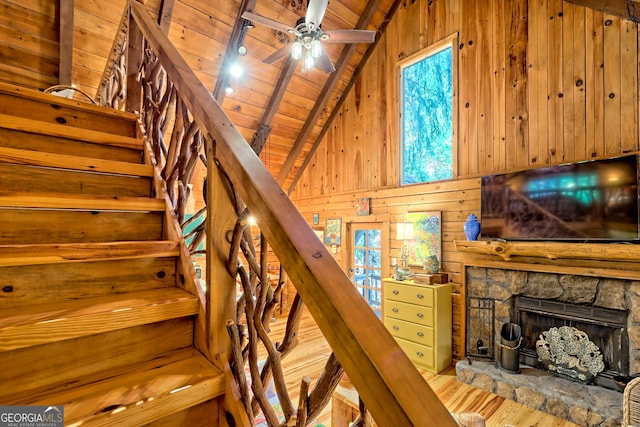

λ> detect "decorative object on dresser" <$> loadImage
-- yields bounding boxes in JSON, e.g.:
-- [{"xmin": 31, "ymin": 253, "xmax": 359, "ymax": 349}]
[
  {"xmin": 395, "ymin": 222, "xmax": 414, "ymax": 281},
  {"xmin": 383, "ymin": 278, "xmax": 452, "ymax": 373}
]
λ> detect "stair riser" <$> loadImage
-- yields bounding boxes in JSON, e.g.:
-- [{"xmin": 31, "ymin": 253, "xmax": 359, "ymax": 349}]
[
  {"xmin": 0, "ymin": 319, "xmax": 195, "ymax": 401},
  {"xmin": 0, "ymin": 210, "xmax": 164, "ymax": 244},
  {"xmin": 0, "ymin": 128, "xmax": 144, "ymax": 163},
  {"xmin": 0, "ymin": 163, "xmax": 153, "ymax": 197},
  {"xmin": 0, "ymin": 90, "xmax": 138, "ymax": 138},
  {"xmin": 0, "ymin": 293, "xmax": 198, "ymax": 351},
  {"xmin": 0, "ymin": 257, "xmax": 177, "ymax": 309}
]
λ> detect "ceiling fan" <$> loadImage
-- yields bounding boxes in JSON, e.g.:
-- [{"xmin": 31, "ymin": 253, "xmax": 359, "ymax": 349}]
[{"xmin": 241, "ymin": 0, "xmax": 376, "ymax": 73}]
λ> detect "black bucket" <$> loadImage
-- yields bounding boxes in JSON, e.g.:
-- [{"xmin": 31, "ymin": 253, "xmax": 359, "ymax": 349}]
[{"xmin": 499, "ymin": 323, "xmax": 522, "ymax": 374}]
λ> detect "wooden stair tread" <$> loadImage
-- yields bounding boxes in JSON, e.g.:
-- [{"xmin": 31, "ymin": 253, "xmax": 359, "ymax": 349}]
[
  {"xmin": 0, "ymin": 113, "xmax": 142, "ymax": 149},
  {"xmin": 0, "ymin": 288, "xmax": 199, "ymax": 351},
  {"xmin": 0, "ymin": 82, "xmax": 139, "ymax": 122},
  {"xmin": 0, "ymin": 240, "xmax": 179, "ymax": 267},
  {"xmin": 6, "ymin": 348, "xmax": 225, "ymax": 427},
  {"xmin": 0, "ymin": 146, "xmax": 153, "ymax": 176},
  {"xmin": 0, "ymin": 190, "xmax": 165, "ymax": 211}
]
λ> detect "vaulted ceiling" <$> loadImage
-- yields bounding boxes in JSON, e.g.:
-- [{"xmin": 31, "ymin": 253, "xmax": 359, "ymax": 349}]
[{"xmin": 3, "ymin": 0, "xmax": 638, "ymax": 192}]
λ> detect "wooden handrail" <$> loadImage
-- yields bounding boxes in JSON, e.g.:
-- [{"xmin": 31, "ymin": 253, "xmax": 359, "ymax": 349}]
[{"xmin": 126, "ymin": 2, "xmax": 457, "ymax": 425}]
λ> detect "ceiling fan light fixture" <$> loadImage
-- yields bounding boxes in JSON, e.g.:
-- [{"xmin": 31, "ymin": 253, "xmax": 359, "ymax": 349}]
[
  {"xmin": 303, "ymin": 50, "xmax": 315, "ymax": 70},
  {"xmin": 292, "ymin": 41, "xmax": 303, "ymax": 60},
  {"xmin": 310, "ymin": 39, "xmax": 322, "ymax": 58}
]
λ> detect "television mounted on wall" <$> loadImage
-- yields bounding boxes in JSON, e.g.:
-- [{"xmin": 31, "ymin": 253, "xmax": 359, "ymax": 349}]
[{"xmin": 480, "ymin": 154, "xmax": 640, "ymax": 242}]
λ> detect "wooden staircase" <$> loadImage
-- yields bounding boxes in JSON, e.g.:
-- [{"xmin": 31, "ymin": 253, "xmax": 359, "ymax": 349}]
[{"xmin": 0, "ymin": 83, "xmax": 225, "ymax": 426}]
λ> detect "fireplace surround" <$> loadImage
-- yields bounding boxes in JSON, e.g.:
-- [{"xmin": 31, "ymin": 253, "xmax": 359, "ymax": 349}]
[{"xmin": 457, "ymin": 265, "xmax": 640, "ymax": 426}]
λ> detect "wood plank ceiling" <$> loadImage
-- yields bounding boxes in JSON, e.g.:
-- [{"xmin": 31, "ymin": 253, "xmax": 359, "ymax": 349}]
[{"xmin": 5, "ymin": 0, "xmax": 639, "ymax": 192}]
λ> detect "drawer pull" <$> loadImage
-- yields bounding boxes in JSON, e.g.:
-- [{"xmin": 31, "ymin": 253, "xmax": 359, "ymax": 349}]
[
  {"xmin": 393, "ymin": 325, "xmax": 400, "ymax": 331},
  {"xmin": 393, "ymin": 290, "xmax": 399, "ymax": 295},
  {"xmin": 417, "ymin": 332, "xmax": 424, "ymax": 337},
  {"xmin": 392, "ymin": 308, "xmax": 399, "ymax": 313},
  {"xmin": 417, "ymin": 313, "xmax": 424, "ymax": 319},
  {"xmin": 417, "ymin": 352, "xmax": 424, "ymax": 358},
  {"xmin": 417, "ymin": 293, "xmax": 424, "ymax": 299}
]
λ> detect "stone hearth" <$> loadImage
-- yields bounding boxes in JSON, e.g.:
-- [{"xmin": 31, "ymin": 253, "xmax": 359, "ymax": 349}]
[
  {"xmin": 456, "ymin": 361, "xmax": 621, "ymax": 426},
  {"xmin": 457, "ymin": 266, "xmax": 640, "ymax": 426}
]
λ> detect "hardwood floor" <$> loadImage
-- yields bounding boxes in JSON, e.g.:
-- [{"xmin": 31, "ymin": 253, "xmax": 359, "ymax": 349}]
[{"xmin": 265, "ymin": 310, "xmax": 579, "ymax": 426}]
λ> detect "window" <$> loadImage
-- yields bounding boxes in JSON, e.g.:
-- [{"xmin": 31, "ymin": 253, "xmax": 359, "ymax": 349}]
[{"xmin": 400, "ymin": 37, "xmax": 455, "ymax": 185}]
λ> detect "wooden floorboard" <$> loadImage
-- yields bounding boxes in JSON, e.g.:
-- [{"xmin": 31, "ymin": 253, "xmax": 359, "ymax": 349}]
[{"xmin": 265, "ymin": 310, "xmax": 579, "ymax": 426}]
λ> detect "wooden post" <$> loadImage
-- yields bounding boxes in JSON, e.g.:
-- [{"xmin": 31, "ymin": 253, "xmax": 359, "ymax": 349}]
[
  {"xmin": 59, "ymin": 0, "xmax": 74, "ymax": 86},
  {"xmin": 126, "ymin": 3, "xmax": 144, "ymax": 113},
  {"xmin": 205, "ymin": 136, "xmax": 237, "ymax": 362}
]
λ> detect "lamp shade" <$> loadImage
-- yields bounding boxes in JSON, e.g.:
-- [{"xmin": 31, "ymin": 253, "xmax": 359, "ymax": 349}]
[{"xmin": 396, "ymin": 222, "xmax": 414, "ymax": 241}]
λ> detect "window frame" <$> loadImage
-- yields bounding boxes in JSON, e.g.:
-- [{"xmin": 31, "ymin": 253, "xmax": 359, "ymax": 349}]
[{"xmin": 398, "ymin": 34, "xmax": 458, "ymax": 186}]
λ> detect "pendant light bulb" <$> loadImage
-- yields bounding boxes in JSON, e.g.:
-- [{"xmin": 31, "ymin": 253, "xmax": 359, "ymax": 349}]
[
  {"xmin": 304, "ymin": 50, "xmax": 315, "ymax": 70},
  {"xmin": 310, "ymin": 39, "xmax": 322, "ymax": 58},
  {"xmin": 292, "ymin": 41, "xmax": 303, "ymax": 60}
]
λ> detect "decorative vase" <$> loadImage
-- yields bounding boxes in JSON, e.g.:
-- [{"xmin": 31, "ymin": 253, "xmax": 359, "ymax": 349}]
[
  {"xmin": 464, "ymin": 214, "xmax": 481, "ymax": 240},
  {"xmin": 423, "ymin": 255, "xmax": 439, "ymax": 273}
]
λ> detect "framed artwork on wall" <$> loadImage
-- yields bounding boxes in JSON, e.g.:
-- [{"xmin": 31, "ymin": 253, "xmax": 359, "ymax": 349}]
[
  {"xmin": 355, "ymin": 197, "xmax": 371, "ymax": 216},
  {"xmin": 313, "ymin": 228, "xmax": 324, "ymax": 242},
  {"xmin": 324, "ymin": 218, "xmax": 342, "ymax": 245},
  {"xmin": 313, "ymin": 213, "xmax": 319, "ymax": 224},
  {"xmin": 406, "ymin": 211, "xmax": 442, "ymax": 267}
]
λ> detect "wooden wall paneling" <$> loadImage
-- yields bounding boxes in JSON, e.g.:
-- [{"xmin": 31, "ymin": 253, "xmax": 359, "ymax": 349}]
[
  {"xmin": 384, "ymin": 31, "xmax": 400, "ymax": 187},
  {"xmin": 492, "ymin": 0, "xmax": 507, "ymax": 171},
  {"xmin": 573, "ymin": 5, "xmax": 587, "ymax": 161},
  {"xmin": 585, "ymin": 8, "xmax": 605, "ymax": 158},
  {"xmin": 457, "ymin": 2, "xmax": 470, "ymax": 177},
  {"xmin": 620, "ymin": 18, "xmax": 639, "ymax": 154},
  {"xmin": 603, "ymin": 14, "xmax": 622, "ymax": 156},
  {"xmin": 504, "ymin": 1, "xmax": 516, "ymax": 170},
  {"xmin": 465, "ymin": 0, "xmax": 479, "ymax": 176},
  {"xmin": 530, "ymin": 0, "xmax": 548, "ymax": 167},
  {"xmin": 477, "ymin": 1, "xmax": 492, "ymax": 174},
  {"xmin": 548, "ymin": 0, "xmax": 564, "ymax": 164},
  {"xmin": 514, "ymin": 0, "xmax": 529, "ymax": 169}
]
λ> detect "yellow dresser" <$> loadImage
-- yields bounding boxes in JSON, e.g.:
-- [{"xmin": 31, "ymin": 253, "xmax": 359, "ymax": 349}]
[{"xmin": 383, "ymin": 278, "xmax": 452, "ymax": 373}]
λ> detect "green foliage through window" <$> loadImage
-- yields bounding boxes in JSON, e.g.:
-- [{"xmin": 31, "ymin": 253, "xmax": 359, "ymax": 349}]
[{"xmin": 401, "ymin": 45, "xmax": 453, "ymax": 185}]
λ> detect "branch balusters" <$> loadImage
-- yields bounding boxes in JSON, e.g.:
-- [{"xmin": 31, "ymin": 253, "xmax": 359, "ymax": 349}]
[
  {"xmin": 105, "ymin": 13, "xmax": 349, "ymax": 424},
  {"xmin": 95, "ymin": 4, "xmax": 129, "ymax": 108}
]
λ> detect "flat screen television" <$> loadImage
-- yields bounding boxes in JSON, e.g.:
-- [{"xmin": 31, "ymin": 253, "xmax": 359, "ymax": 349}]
[{"xmin": 480, "ymin": 154, "xmax": 640, "ymax": 241}]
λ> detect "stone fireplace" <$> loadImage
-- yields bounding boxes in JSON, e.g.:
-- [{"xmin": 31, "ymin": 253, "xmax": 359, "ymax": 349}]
[{"xmin": 456, "ymin": 266, "xmax": 640, "ymax": 426}]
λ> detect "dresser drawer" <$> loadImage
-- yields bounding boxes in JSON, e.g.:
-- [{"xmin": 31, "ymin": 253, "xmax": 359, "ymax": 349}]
[
  {"xmin": 385, "ymin": 300, "xmax": 433, "ymax": 326},
  {"xmin": 395, "ymin": 337, "xmax": 434, "ymax": 368},
  {"xmin": 385, "ymin": 317, "xmax": 434, "ymax": 346},
  {"xmin": 386, "ymin": 281, "xmax": 434, "ymax": 307}
]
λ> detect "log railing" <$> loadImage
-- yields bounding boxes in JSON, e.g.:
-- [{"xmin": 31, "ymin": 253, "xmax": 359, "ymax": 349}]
[{"xmin": 96, "ymin": 2, "xmax": 458, "ymax": 426}]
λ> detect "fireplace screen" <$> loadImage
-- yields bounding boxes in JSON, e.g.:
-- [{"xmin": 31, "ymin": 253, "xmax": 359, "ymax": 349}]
[{"xmin": 516, "ymin": 296, "xmax": 628, "ymax": 390}]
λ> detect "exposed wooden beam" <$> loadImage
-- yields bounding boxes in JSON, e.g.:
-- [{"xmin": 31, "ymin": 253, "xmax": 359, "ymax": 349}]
[
  {"xmin": 288, "ymin": 0, "xmax": 404, "ymax": 193},
  {"xmin": 59, "ymin": 0, "xmax": 74, "ymax": 86},
  {"xmin": 276, "ymin": 0, "xmax": 383, "ymax": 186},
  {"xmin": 212, "ymin": 0, "xmax": 257, "ymax": 103},
  {"xmin": 250, "ymin": 56, "xmax": 298, "ymax": 154},
  {"xmin": 157, "ymin": 0, "xmax": 176, "ymax": 33},
  {"xmin": 565, "ymin": 0, "xmax": 640, "ymax": 21}
]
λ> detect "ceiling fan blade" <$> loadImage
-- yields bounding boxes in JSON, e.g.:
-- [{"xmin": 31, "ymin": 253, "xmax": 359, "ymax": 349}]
[
  {"xmin": 263, "ymin": 44, "xmax": 292, "ymax": 65},
  {"xmin": 315, "ymin": 49, "xmax": 336, "ymax": 73},
  {"xmin": 241, "ymin": 11, "xmax": 296, "ymax": 35},
  {"xmin": 323, "ymin": 29, "xmax": 376, "ymax": 44},
  {"xmin": 305, "ymin": 0, "xmax": 329, "ymax": 30}
]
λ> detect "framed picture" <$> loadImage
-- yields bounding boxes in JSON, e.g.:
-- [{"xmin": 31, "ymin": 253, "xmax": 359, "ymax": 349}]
[
  {"xmin": 313, "ymin": 213, "xmax": 319, "ymax": 225},
  {"xmin": 355, "ymin": 197, "xmax": 371, "ymax": 216},
  {"xmin": 324, "ymin": 217, "xmax": 342, "ymax": 245},
  {"xmin": 313, "ymin": 229, "xmax": 324, "ymax": 242},
  {"xmin": 406, "ymin": 211, "xmax": 442, "ymax": 267}
]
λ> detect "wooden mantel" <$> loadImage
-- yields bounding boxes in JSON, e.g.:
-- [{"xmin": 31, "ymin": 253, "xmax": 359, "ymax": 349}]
[
  {"xmin": 454, "ymin": 239, "xmax": 640, "ymax": 280},
  {"xmin": 454, "ymin": 239, "xmax": 640, "ymax": 262}
]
